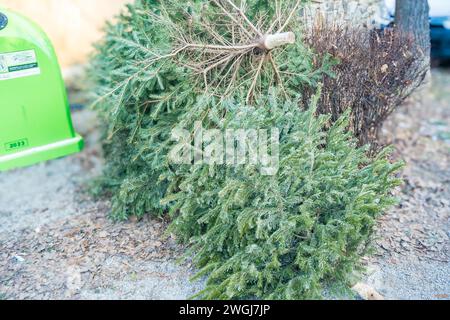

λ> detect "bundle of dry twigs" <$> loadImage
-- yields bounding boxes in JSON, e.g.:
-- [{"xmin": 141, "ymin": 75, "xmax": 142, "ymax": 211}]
[{"xmin": 142, "ymin": 0, "xmax": 309, "ymax": 103}]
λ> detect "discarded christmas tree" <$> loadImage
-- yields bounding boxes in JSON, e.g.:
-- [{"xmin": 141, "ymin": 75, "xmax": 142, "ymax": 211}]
[
  {"xmin": 91, "ymin": 0, "xmax": 404, "ymax": 299},
  {"xmin": 91, "ymin": 0, "xmax": 334, "ymax": 218}
]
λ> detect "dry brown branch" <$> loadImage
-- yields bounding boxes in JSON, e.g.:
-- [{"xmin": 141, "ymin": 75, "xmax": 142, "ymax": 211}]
[
  {"xmin": 268, "ymin": 53, "xmax": 288, "ymax": 99},
  {"xmin": 105, "ymin": 0, "xmax": 303, "ymax": 105},
  {"xmin": 278, "ymin": 0, "xmax": 302, "ymax": 33},
  {"xmin": 247, "ymin": 54, "xmax": 266, "ymax": 103},
  {"xmin": 180, "ymin": 42, "xmax": 258, "ymax": 53},
  {"xmin": 163, "ymin": 0, "xmax": 300, "ymax": 99},
  {"xmin": 211, "ymin": 0, "xmax": 254, "ymax": 39},
  {"xmin": 225, "ymin": 0, "xmax": 263, "ymax": 37},
  {"xmin": 303, "ymin": 23, "xmax": 428, "ymax": 148}
]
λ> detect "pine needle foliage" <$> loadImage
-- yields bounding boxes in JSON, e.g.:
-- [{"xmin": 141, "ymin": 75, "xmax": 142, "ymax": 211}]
[
  {"xmin": 90, "ymin": 0, "xmax": 404, "ymax": 299},
  {"xmin": 90, "ymin": 0, "xmax": 333, "ymax": 219},
  {"xmin": 165, "ymin": 92, "xmax": 403, "ymax": 299}
]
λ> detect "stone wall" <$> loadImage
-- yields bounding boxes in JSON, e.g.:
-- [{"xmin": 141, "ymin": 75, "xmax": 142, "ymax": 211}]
[{"xmin": 306, "ymin": 0, "xmax": 383, "ymax": 27}]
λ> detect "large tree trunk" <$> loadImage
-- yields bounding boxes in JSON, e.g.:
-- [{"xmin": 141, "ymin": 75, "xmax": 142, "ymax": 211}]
[{"xmin": 395, "ymin": 0, "xmax": 430, "ymax": 60}]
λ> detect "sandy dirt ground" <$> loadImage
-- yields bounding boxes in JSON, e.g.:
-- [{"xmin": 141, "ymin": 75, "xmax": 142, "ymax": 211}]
[
  {"xmin": 0, "ymin": 70, "xmax": 449, "ymax": 300},
  {"xmin": 365, "ymin": 69, "xmax": 450, "ymax": 300},
  {"xmin": 0, "ymin": 110, "xmax": 204, "ymax": 300}
]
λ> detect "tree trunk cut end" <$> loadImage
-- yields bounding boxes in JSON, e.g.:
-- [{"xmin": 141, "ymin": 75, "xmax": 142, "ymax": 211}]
[{"xmin": 262, "ymin": 32, "xmax": 296, "ymax": 50}]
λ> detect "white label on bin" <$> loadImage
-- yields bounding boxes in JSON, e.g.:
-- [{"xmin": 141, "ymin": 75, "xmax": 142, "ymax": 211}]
[{"xmin": 0, "ymin": 49, "xmax": 40, "ymax": 81}]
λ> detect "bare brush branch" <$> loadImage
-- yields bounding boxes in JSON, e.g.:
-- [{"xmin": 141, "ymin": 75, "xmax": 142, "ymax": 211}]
[
  {"xmin": 108, "ymin": 0, "xmax": 300, "ymax": 103},
  {"xmin": 278, "ymin": 0, "xmax": 302, "ymax": 33},
  {"xmin": 225, "ymin": 0, "xmax": 263, "ymax": 37},
  {"xmin": 268, "ymin": 53, "xmax": 288, "ymax": 99},
  {"xmin": 247, "ymin": 54, "xmax": 266, "ymax": 104},
  {"xmin": 211, "ymin": 0, "xmax": 254, "ymax": 39}
]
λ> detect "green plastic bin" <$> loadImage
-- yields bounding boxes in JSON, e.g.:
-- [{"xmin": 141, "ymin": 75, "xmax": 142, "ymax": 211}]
[{"xmin": 0, "ymin": 8, "xmax": 83, "ymax": 172}]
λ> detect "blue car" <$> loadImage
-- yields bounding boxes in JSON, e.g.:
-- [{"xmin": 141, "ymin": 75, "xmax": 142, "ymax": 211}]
[{"xmin": 381, "ymin": 0, "xmax": 450, "ymax": 59}]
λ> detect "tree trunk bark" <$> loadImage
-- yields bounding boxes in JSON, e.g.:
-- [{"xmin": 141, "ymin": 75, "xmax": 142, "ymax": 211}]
[
  {"xmin": 395, "ymin": 0, "xmax": 431, "ymax": 94},
  {"xmin": 395, "ymin": 0, "xmax": 430, "ymax": 59}
]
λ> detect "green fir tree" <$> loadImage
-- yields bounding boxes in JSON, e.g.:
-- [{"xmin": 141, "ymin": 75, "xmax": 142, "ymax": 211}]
[{"xmin": 90, "ymin": 0, "xmax": 404, "ymax": 299}]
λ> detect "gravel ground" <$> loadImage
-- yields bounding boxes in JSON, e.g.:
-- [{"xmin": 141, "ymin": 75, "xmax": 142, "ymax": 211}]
[
  {"xmin": 0, "ymin": 110, "xmax": 203, "ymax": 300},
  {"xmin": 365, "ymin": 69, "xmax": 450, "ymax": 300},
  {"xmin": 366, "ymin": 258, "xmax": 449, "ymax": 300},
  {"xmin": 0, "ymin": 70, "xmax": 449, "ymax": 301}
]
